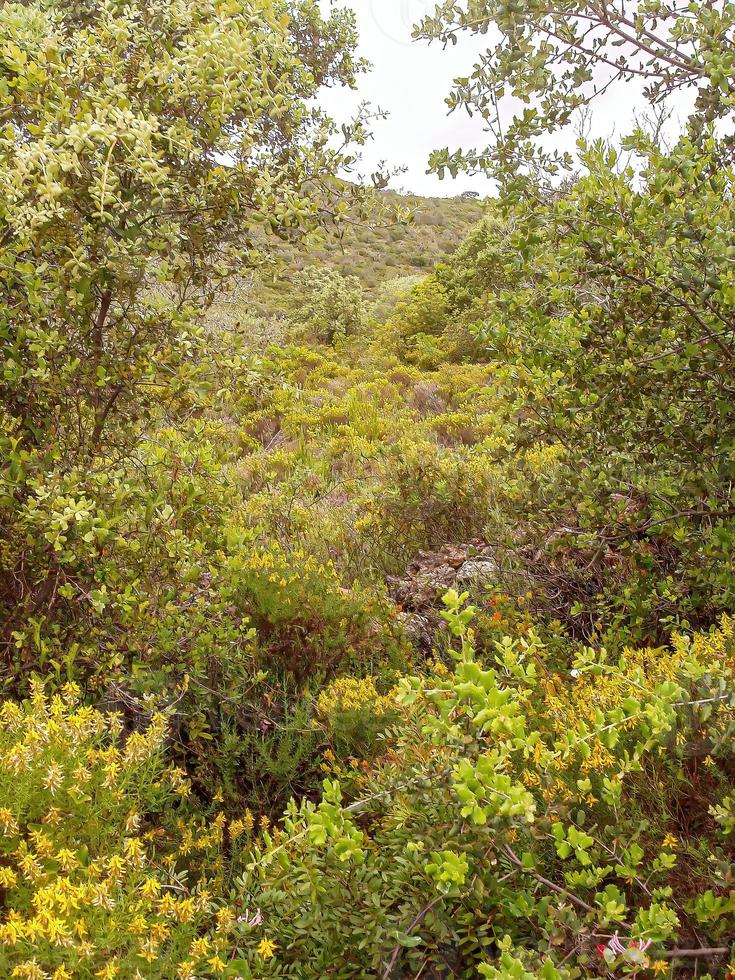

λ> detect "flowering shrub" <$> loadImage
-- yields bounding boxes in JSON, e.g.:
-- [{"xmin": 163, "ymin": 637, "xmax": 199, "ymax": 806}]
[
  {"xmin": 315, "ymin": 675, "xmax": 398, "ymax": 760},
  {"xmin": 1, "ymin": 602, "xmax": 734, "ymax": 978},
  {"xmin": 0, "ymin": 682, "xmax": 307, "ymax": 979},
  {"xmin": 229, "ymin": 593, "xmax": 735, "ymax": 976},
  {"xmin": 220, "ymin": 543, "xmax": 407, "ymax": 677}
]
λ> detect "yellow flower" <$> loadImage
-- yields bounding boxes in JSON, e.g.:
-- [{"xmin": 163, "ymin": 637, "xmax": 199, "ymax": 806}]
[
  {"xmin": 651, "ymin": 961, "xmax": 669, "ymax": 975},
  {"xmin": 661, "ymin": 833, "xmax": 678, "ymax": 850},
  {"xmin": 12, "ymin": 960, "xmax": 46, "ymax": 980},
  {"xmin": 90, "ymin": 882, "xmax": 114, "ymax": 910},
  {"xmin": 216, "ymin": 907, "xmax": 235, "ymax": 931},
  {"xmin": 106, "ymin": 854, "xmax": 126, "ymax": 881},
  {"xmin": 207, "ymin": 955, "xmax": 226, "ymax": 973},
  {"xmin": 137, "ymin": 938, "xmax": 159, "ymax": 963},
  {"xmin": 18, "ymin": 850, "xmax": 44, "ymax": 883},
  {"xmin": 157, "ymin": 892, "xmax": 178, "ymax": 916},
  {"xmin": 44, "ymin": 763, "xmax": 64, "ymax": 795},
  {"xmin": 173, "ymin": 897, "xmax": 195, "ymax": 923},
  {"xmin": 257, "ymin": 937, "xmax": 277, "ymax": 960},
  {"xmin": 42, "ymin": 807, "xmax": 64, "ymax": 826},
  {"xmin": 123, "ymin": 837, "xmax": 145, "ymax": 868},
  {"xmin": 55, "ymin": 848, "xmax": 79, "ymax": 872},
  {"xmin": 102, "ymin": 761, "xmax": 121, "ymax": 787},
  {"xmin": 0, "ymin": 867, "xmax": 18, "ymax": 888},
  {"xmin": 30, "ymin": 830, "xmax": 53, "ymax": 858},
  {"xmin": 190, "ymin": 936, "xmax": 211, "ymax": 958},
  {"xmin": 37, "ymin": 911, "xmax": 71, "ymax": 944},
  {"xmin": 195, "ymin": 887, "xmax": 212, "ymax": 912},
  {"xmin": 150, "ymin": 921, "xmax": 171, "ymax": 944},
  {"xmin": 95, "ymin": 960, "xmax": 119, "ymax": 979},
  {"xmin": 139, "ymin": 876, "xmax": 161, "ymax": 900},
  {"xmin": 129, "ymin": 914, "xmax": 148, "ymax": 937},
  {"xmin": 229, "ymin": 818, "xmax": 245, "ymax": 840},
  {"xmin": 0, "ymin": 807, "xmax": 19, "ymax": 834},
  {"xmin": 125, "ymin": 811, "xmax": 141, "ymax": 834}
]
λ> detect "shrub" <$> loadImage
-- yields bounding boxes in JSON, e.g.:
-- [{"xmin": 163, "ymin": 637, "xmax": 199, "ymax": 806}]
[
  {"xmin": 315, "ymin": 674, "xmax": 398, "ymax": 760},
  {"xmin": 0, "ymin": 0, "xmax": 368, "ymax": 695},
  {"xmin": 288, "ymin": 268, "xmax": 366, "ymax": 344},
  {"xmin": 219, "ymin": 543, "xmax": 406, "ymax": 679},
  {"xmin": 359, "ymin": 440, "xmax": 496, "ymax": 571},
  {"xmin": 231, "ymin": 593, "xmax": 735, "ymax": 977},
  {"xmin": 386, "ymin": 275, "xmax": 449, "ymax": 341},
  {"xmin": 0, "ymin": 682, "xmax": 244, "ymax": 978}
]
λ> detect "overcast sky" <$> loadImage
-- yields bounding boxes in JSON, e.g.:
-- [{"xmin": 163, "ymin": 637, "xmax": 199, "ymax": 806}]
[
  {"xmin": 319, "ymin": 0, "xmax": 490, "ymax": 196},
  {"xmin": 319, "ymin": 0, "xmax": 693, "ymax": 198}
]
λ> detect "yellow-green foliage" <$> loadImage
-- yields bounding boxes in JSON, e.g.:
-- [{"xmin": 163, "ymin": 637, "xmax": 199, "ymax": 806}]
[
  {"xmin": 316, "ymin": 675, "xmax": 394, "ymax": 719},
  {"xmin": 1, "ymin": 613, "xmax": 734, "ymax": 977},
  {"xmin": 0, "ymin": 683, "xmax": 243, "ymax": 978},
  {"xmin": 224, "ymin": 340, "xmax": 507, "ymax": 577},
  {"xmin": 221, "ymin": 543, "xmax": 407, "ymax": 676},
  {"xmin": 3, "ymin": 0, "xmax": 735, "ymax": 975},
  {"xmin": 222, "ymin": 600, "xmax": 735, "ymax": 976},
  {"xmin": 212, "ymin": 190, "xmax": 483, "ymax": 321}
]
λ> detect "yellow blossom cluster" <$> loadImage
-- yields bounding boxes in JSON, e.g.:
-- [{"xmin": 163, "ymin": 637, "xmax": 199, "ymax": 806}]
[
  {"xmin": 523, "ymin": 441, "xmax": 567, "ymax": 473},
  {"xmin": 316, "ymin": 675, "xmax": 395, "ymax": 719},
  {"xmin": 0, "ymin": 685, "xmax": 276, "ymax": 978}
]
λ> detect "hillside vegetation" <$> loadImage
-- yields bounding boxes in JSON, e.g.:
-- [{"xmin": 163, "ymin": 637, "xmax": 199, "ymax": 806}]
[
  {"xmin": 211, "ymin": 189, "xmax": 483, "ymax": 323},
  {"xmin": 1, "ymin": 0, "xmax": 734, "ymax": 978}
]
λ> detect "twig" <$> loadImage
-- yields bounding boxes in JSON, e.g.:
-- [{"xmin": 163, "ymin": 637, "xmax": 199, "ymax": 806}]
[
  {"xmin": 503, "ymin": 844, "xmax": 631, "ymax": 930},
  {"xmin": 659, "ymin": 947, "xmax": 730, "ymax": 960},
  {"xmin": 382, "ymin": 897, "xmax": 443, "ymax": 980}
]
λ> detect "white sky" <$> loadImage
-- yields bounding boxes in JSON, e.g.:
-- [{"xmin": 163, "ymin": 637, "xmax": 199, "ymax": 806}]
[{"xmin": 319, "ymin": 0, "xmax": 695, "ymax": 197}]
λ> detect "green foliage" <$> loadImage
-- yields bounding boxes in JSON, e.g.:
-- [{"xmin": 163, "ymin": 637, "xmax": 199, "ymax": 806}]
[
  {"xmin": 2, "ymin": 0, "xmax": 735, "ymax": 976},
  {"xmin": 0, "ymin": 0, "xmax": 368, "ymax": 671},
  {"xmin": 0, "ymin": 0, "xmax": 363, "ymax": 457},
  {"xmin": 228, "ymin": 596, "xmax": 735, "ymax": 976},
  {"xmin": 223, "ymin": 190, "xmax": 482, "ymax": 316},
  {"xmin": 288, "ymin": 267, "xmax": 366, "ymax": 344},
  {"xmin": 419, "ymin": 0, "xmax": 735, "ymax": 184},
  {"xmin": 393, "ymin": 131, "xmax": 735, "ymax": 642}
]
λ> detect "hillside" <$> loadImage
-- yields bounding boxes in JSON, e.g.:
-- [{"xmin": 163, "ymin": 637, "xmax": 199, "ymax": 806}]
[
  {"xmin": 210, "ymin": 188, "xmax": 483, "ymax": 326},
  {"xmin": 301, "ymin": 190, "xmax": 484, "ymax": 290}
]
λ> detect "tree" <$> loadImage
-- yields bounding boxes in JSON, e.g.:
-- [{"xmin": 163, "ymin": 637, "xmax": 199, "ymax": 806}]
[
  {"xmin": 411, "ymin": 0, "xmax": 735, "ymax": 636},
  {"xmin": 0, "ymin": 0, "xmax": 367, "ymax": 659},
  {"xmin": 289, "ymin": 267, "xmax": 366, "ymax": 343},
  {"xmin": 418, "ymin": 0, "xmax": 735, "ymax": 184},
  {"xmin": 0, "ymin": 0, "xmax": 366, "ymax": 459}
]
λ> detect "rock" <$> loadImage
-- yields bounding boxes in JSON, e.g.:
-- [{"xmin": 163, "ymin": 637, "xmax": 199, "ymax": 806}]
[
  {"xmin": 456, "ymin": 557, "xmax": 497, "ymax": 584},
  {"xmin": 388, "ymin": 540, "xmax": 498, "ymax": 654}
]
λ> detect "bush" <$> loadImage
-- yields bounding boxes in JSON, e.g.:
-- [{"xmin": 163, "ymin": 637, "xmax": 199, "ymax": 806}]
[
  {"xmin": 220, "ymin": 543, "xmax": 406, "ymax": 679},
  {"xmin": 288, "ymin": 269, "xmax": 366, "ymax": 344},
  {"xmin": 230, "ymin": 593, "xmax": 735, "ymax": 977},
  {"xmin": 0, "ymin": 683, "xmax": 246, "ymax": 978},
  {"xmin": 359, "ymin": 440, "xmax": 496, "ymax": 571}
]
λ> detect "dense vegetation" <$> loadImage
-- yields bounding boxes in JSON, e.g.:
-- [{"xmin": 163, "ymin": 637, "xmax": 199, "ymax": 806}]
[
  {"xmin": 1, "ymin": 0, "xmax": 734, "ymax": 977},
  {"xmin": 211, "ymin": 188, "xmax": 483, "ymax": 320}
]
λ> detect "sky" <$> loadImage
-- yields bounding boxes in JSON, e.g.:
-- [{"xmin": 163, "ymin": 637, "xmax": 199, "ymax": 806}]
[
  {"xmin": 319, "ymin": 0, "xmax": 491, "ymax": 197},
  {"xmin": 318, "ymin": 0, "xmax": 694, "ymax": 198}
]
